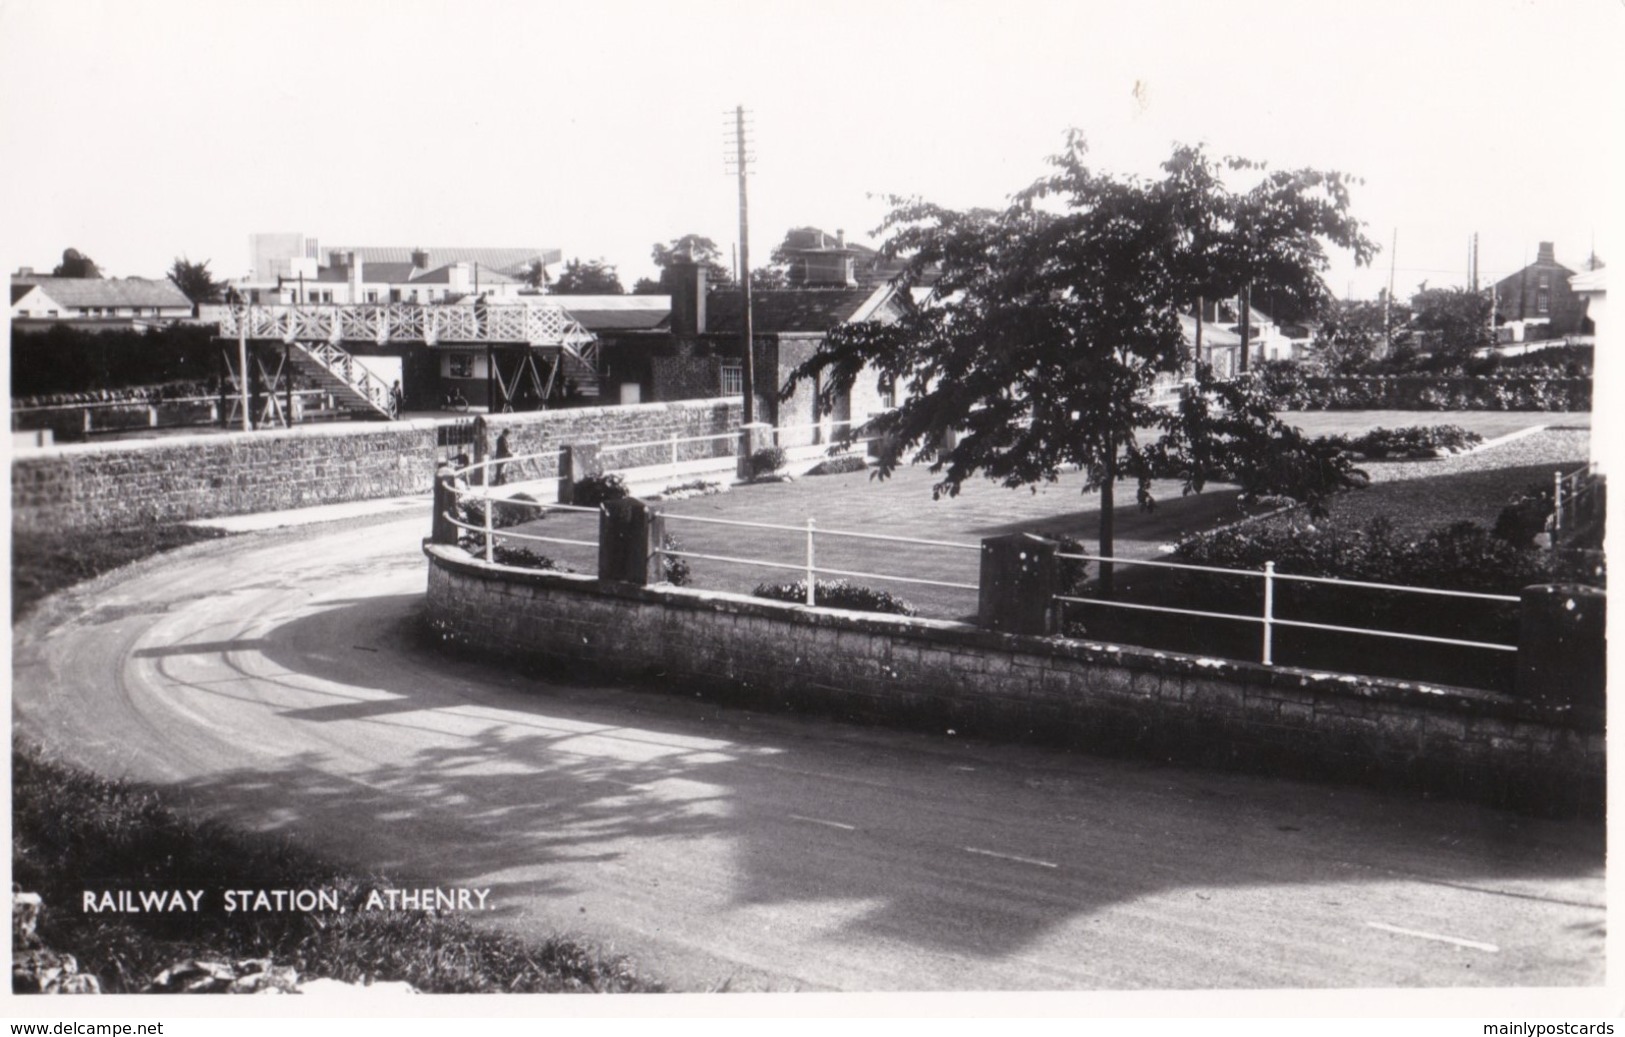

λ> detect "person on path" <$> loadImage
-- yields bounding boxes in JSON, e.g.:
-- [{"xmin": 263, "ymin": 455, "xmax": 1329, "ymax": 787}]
[{"xmin": 493, "ymin": 429, "xmax": 512, "ymax": 486}]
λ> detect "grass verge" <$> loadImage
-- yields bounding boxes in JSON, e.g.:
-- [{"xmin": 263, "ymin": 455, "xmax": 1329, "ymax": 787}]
[
  {"xmin": 11, "ymin": 524, "xmax": 233, "ymax": 620},
  {"xmin": 12, "ymin": 523, "xmax": 664, "ymax": 993},
  {"xmin": 12, "ymin": 741, "xmax": 663, "ymax": 993}
]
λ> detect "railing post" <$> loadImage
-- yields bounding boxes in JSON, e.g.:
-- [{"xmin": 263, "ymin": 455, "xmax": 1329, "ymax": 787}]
[
  {"xmin": 978, "ymin": 533, "xmax": 1059, "ymax": 636},
  {"xmin": 1553, "ymin": 469, "xmax": 1564, "ymax": 538},
  {"xmin": 1261, "ymin": 561, "xmax": 1276, "ymax": 666},
  {"xmin": 806, "ymin": 517, "xmax": 817, "ymax": 606},
  {"xmin": 598, "ymin": 498, "xmax": 664, "ymax": 586},
  {"xmin": 482, "ymin": 481, "xmax": 494, "ymax": 564}
]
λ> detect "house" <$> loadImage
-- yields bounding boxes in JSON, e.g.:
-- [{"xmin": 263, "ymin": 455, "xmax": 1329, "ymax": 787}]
[
  {"xmin": 1489, "ymin": 242, "xmax": 1595, "ymax": 337},
  {"xmin": 588, "ymin": 261, "xmax": 907, "ymax": 435},
  {"xmin": 775, "ymin": 226, "xmax": 915, "ymax": 288},
  {"xmin": 10, "ymin": 271, "xmax": 194, "ymax": 331},
  {"xmin": 273, "ymin": 250, "xmax": 530, "ymax": 305},
  {"xmin": 1569, "ymin": 267, "xmax": 1606, "ymax": 344},
  {"xmin": 238, "ymin": 235, "xmax": 559, "ymax": 304}
]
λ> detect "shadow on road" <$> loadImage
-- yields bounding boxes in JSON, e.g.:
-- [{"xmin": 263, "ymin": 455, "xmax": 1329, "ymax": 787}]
[{"xmin": 139, "ymin": 592, "xmax": 1604, "ymax": 969}]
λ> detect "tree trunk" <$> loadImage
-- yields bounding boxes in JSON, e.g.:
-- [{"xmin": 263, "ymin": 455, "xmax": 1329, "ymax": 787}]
[{"xmin": 1099, "ymin": 442, "xmax": 1115, "ymax": 599}]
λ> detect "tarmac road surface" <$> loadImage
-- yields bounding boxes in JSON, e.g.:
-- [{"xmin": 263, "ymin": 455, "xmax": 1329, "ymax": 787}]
[{"xmin": 11, "ymin": 513, "xmax": 1606, "ymax": 994}]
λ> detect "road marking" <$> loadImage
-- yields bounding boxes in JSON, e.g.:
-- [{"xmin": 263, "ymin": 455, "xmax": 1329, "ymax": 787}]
[
  {"xmin": 1366, "ymin": 921, "xmax": 1499, "ymax": 953},
  {"xmin": 964, "ymin": 847, "xmax": 1058, "ymax": 869},
  {"xmin": 789, "ymin": 815, "xmax": 856, "ymax": 831}
]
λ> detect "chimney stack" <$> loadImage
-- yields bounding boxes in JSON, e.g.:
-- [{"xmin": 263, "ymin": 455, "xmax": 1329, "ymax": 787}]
[
  {"xmin": 412, "ymin": 248, "xmax": 430, "ymax": 270},
  {"xmin": 1537, "ymin": 241, "xmax": 1556, "ymax": 264},
  {"xmin": 668, "ymin": 261, "xmax": 707, "ymax": 338}
]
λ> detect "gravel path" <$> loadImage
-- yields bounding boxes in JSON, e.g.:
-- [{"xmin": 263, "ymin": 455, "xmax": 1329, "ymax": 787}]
[{"xmin": 1306, "ymin": 426, "xmax": 1593, "ymax": 535}]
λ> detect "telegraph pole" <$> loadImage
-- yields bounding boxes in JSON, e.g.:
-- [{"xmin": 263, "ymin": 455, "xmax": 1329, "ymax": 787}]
[{"xmin": 726, "ymin": 105, "xmax": 756, "ymax": 424}]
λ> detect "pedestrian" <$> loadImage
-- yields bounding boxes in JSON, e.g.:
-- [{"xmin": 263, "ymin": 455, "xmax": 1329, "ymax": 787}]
[
  {"xmin": 493, "ymin": 428, "xmax": 512, "ymax": 486},
  {"xmin": 390, "ymin": 379, "xmax": 404, "ymax": 418}
]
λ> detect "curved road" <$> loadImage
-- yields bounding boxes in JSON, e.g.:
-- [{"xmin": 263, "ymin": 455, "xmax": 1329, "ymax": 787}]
[{"xmin": 12, "ymin": 513, "xmax": 1605, "ymax": 993}]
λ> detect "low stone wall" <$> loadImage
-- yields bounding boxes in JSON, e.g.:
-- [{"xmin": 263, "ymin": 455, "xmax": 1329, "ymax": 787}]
[
  {"xmin": 11, "ymin": 398, "xmax": 743, "ymax": 532},
  {"xmin": 479, "ymin": 398, "xmax": 742, "ymax": 479},
  {"xmin": 13, "ymin": 421, "xmax": 441, "ymax": 532},
  {"xmin": 423, "ymin": 544, "xmax": 1604, "ymax": 816}
]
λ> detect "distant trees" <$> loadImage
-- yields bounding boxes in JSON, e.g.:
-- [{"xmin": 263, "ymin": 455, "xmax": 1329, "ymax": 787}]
[
  {"xmin": 550, "ymin": 258, "xmax": 625, "ymax": 295},
  {"xmin": 1410, "ymin": 285, "xmax": 1493, "ymax": 359},
  {"xmin": 651, "ymin": 234, "xmax": 733, "ymax": 286},
  {"xmin": 52, "ymin": 248, "xmax": 101, "ymax": 278},
  {"xmin": 1310, "ymin": 296, "xmax": 1410, "ymax": 373},
  {"xmin": 516, "ymin": 259, "xmax": 550, "ymax": 291},
  {"xmin": 167, "ymin": 257, "xmax": 224, "ymax": 305}
]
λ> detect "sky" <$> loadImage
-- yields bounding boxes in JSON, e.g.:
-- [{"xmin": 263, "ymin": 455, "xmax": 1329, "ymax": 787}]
[{"xmin": 0, "ymin": 0, "xmax": 1619, "ymax": 298}]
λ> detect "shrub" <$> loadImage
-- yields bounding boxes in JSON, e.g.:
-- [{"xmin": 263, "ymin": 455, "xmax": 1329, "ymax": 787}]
[
  {"xmin": 660, "ymin": 533, "xmax": 691, "ymax": 587},
  {"xmin": 748, "ymin": 446, "xmax": 788, "ymax": 479},
  {"xmin": 653, "ymin": 479, "xmax": 723, "ymax": 502},
  {"xmin": 490, "ymin": 545, "xmax": 571, "ymax": 572},
  {"xmin": 572, "ymin": 472, "xmax": 629, "ymax": 507},
  {"xmin": 1337, "ymin": 424, "xmax": 1484, "ymax": 459},
  {"xmin": 1492, "ymin": 482, "xmax": 1554, "ymax": 548},
  {"xmin": 1174, "ymin": 514, "xmax": 1557, "ymax": 595},
  {"xmin": 752, "ymin": 578, "xmax": 917, "ymax": 616},
  {"xmin": 460, "ymin": 493, "xmax": 544, "ymax": 532},
  {"xmin": 805, "ymin": 454, "xmax": 869, "ymax": 476}
]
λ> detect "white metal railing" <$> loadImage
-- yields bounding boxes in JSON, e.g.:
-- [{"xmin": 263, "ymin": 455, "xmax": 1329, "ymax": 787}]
[
  {"xmin": 1552, "ymin": 463, "xmax": 1602, "ymax": 542},
  {"xmin": 442, "ymin": 456, "xmax": 600, "ymax": 565},
  {"xmin": 1054, "ymin": 551, "xmax": 1521, "ymax": 667},
  {"xmin": 659, "ymin": 511, "xmax": 978, "ymax": 608},
  {"xmin": 599, "ymin": 430, "xmax": 736, "ymax": 468}
]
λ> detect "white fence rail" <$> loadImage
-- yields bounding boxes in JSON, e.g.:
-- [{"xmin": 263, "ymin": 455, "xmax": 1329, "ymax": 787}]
[{"xmin": 1054, "ymin": 551, "xmax": 1520, "ymax": 667}]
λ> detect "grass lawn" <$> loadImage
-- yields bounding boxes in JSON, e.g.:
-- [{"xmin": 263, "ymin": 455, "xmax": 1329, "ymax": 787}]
[
  {"xmin": 497, "ymin": 466, "xmax": 1250, "ymax": 621},
  {"xmin": 492, "ymin": 417, "xmax": 1594, "ymax": 623}
]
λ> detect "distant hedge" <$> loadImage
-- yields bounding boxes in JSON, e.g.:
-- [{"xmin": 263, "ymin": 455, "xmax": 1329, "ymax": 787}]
[
  {"xmin": 10, "ymin": 323, "xmax": 222, "ymax": 398},
  {"xmin": 1260, "ymin": 370, "xmax": 1590, "ymax": 411}
]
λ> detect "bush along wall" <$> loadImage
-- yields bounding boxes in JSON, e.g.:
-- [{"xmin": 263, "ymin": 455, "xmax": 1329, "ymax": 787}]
[{"xmin": 1260, "ymin": 373, "xmax": 1591, "ymax": 411}]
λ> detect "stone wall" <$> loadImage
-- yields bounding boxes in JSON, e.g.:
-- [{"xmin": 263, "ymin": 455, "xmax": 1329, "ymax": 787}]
[
  {"xmin": 12, "ymin": 399, "xmax": 743, "ymax": 532},
  {"xmin": 13, "ymin": 421, "xmax": 441, "ymax": 532},
  {"xmin": 423, "ymin": 544, "xmax": 1605, "ymax": 816}
]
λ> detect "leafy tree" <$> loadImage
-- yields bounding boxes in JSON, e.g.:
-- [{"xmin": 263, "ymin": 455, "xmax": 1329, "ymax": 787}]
[
  {"xmin": 516, "ymin": 259, "xmax": 550, "ymax": 291},
  {"xmin": 550, "ymin": 258, "xmax": 625, "ymax": 295},
  {"xmin": 750, "ymin": 265, "xmax": 789, "ymax": 290},
  {"xmin": 52, "ymin": 248, "xmax": 101, "ymax": 278},
  {"xmin": 650, "ymin": 234, "xmax": 733, "ymax": 287},
  {"xmin": 784, "ymin": 133, "xmax": 1374, "ymax": 593},
  {"xmin": 1410, "ymin": 285, "xmax": 1492, "ymax": 359},
  {"xmin": 1310, "ymin": 296, "xmax": 1410, "ymax": 373},
  {"xmin": 167, "ymin": 256, "xmax": 223, "ymax": 305}
]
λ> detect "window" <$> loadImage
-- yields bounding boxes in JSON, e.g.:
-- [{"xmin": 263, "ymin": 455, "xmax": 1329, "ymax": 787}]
[
  {"xmin": 448, "ymin": 353, "xmax": 475, "ymax": 379},
  {"xmin": 719, "ymin": 363, "xmax": 743, "ymax": 395},
  {"xmin": 877, "ymin": 375, "xmax": 896, "ymax": 410},
  {"xmin": 365, "ymin": 291, "xmax": 379, "ymax": 303}
]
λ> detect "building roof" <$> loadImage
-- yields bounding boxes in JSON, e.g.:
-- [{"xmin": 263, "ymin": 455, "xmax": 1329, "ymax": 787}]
[
  {"xmin": 1570, "ymin": 268, "xmax": 1607, "ymax": 293},
  {"xmin": 1180, "ymin": 313, "xmax": 1242, "ymax": 347},
  {"xmin": 704, "ymin": 287, "xmax": 887, "ymax": 334},
  {"xmin": 547, "ymin": 294, "xmax": 671, "ymax": 331},
  {"xmin": 12, "ymin": 283, "xmax": 36, "ymax": 304},
  {"xmin": 406, "ymin": 263, "xmax": 520, "ymax": 286},
  {"xmin": 9, "ymin": 276, "xmax": 191, "ymax": 309},
  {"xmin": 321, "ymin": 246, "xmax": 561, "ymax": 276}
]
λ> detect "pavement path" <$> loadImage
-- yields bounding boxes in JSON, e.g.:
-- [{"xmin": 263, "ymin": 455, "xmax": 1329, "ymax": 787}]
[{"xmin": 11, "ymin": 512, "xmax": 1605, "ymax": 995}]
